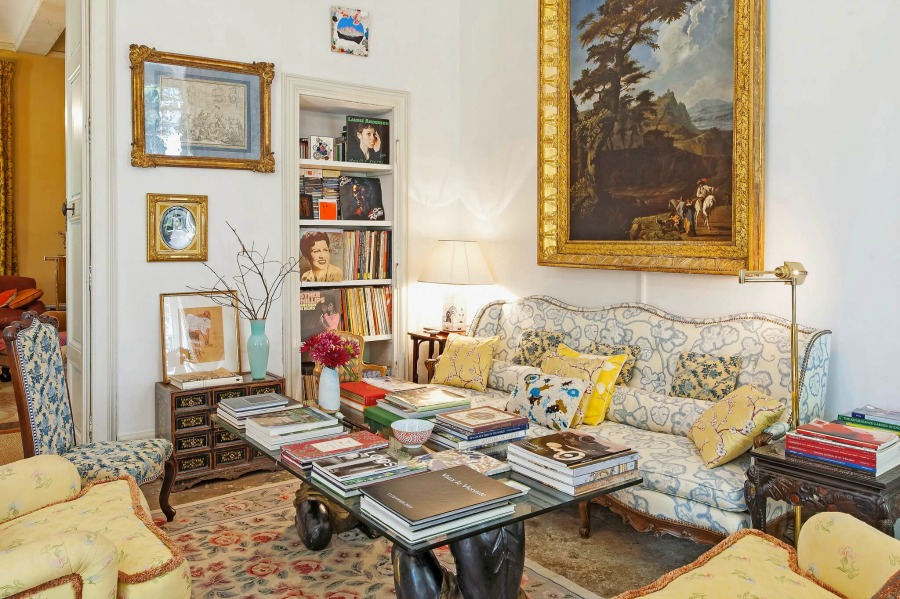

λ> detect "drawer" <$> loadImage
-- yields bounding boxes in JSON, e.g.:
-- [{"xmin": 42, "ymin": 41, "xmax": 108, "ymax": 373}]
[
  {"xmin": 175, "ymin": 432, "xmax": 210, "ymax": 453},
  {"xmin": 251, "ymin": 383, "xmax": 283, "ymax": 395},
  {"xmin": 213, "ymin": 387, "xmax": 249, "ymax": 406},
  {"xmin": 249, "ymin": 448, "xmax": 270, "ymax": 461},
  {"xmin": 213, "ymin": 428, "xmax": 243, "ymax": 447},
  {"xmin": 176, "ymin": 451, "xmax": 211, "ymax": 474},
  {"xmin": 174, "ymin": 411, "xmax": 209, "ymax": 433},
  {"xmin": 214, "ymin": 446, "xmax": 248, "ymax": 467},
  {"xmin": 174, "ymin": 392, "xmax": 210, "ymax": 411}
]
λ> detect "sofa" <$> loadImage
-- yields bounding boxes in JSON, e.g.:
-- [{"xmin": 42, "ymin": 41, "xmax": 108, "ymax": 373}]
[
  {"xmin": 0, "ymin": 276, "xmax": 46, "ymax": 328},
  {"xmin": 614, "ymin": 512, "xmax": 900, "ymax": 598},
  {"xmin": 426, "ymin": 296, "xmax": 831, "ymax": 543},
  {"xmin": 0, "ymin": 454, "xmax": 191, "ymax": 598}
]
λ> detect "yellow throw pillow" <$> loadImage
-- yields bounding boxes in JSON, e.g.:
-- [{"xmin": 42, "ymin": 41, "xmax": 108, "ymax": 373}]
[
  {"xmin": 432, "ymin": 333, "xmax": 499, "ymax": 392},
  {"xmin": 544, "ymin": 343, "xmax": 627, "ymax": 425},
  {"xmin": 688, "ymin": 385, "xmax": 786, "ymax": 468}
]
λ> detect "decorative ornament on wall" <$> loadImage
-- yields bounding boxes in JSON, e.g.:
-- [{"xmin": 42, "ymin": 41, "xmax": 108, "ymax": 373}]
[
  {"xmin": 147, "ymin": 193, "xmax": 208, "ymax": 261},
  {"xmin": 331, "ymin": 6, "xmax": 370, "ymax": 57},
  {"xmin": 537, "ymin": 0, "xmax": 765, "ymax": 275}
]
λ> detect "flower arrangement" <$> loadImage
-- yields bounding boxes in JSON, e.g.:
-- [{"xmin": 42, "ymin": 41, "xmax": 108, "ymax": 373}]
[{"xmin": 301, "ymin": 331, "xmax": 360, "ymax": 369}]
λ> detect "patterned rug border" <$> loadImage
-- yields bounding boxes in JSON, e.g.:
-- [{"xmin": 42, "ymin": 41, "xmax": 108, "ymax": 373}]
[
  {"xmin": 168, "ymin": 478, "xmax": 294, "ymax": 511},
  {"xmin": 523, "ymin": 558, "xmax": 605, "ymax": 599}
]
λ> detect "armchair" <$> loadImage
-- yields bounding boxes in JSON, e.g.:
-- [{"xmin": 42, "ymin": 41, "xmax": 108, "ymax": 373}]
[{"xmin": 3, "ymin": 311, "xmax": 177, "ymax": 521}]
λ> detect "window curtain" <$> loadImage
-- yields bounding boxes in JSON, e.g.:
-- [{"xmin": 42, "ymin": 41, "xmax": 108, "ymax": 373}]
[{"xmin": 0, "ymin": 61, "xmax": 16, "ymax": 275}]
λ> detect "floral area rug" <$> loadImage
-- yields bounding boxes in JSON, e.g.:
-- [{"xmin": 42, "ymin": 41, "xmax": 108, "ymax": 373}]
[{"xmin": 154, "ymin": 480, "xmax": 603, "ymax": 599}]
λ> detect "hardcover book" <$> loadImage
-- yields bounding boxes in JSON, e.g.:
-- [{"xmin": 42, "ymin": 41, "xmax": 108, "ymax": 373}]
[
  {"xmin": 384, "ymin": 386, "xmax": 470, "ymax": 411},
  {"xmin": 299, "ymin": 289, "xmax": 342, "ymax": 342},
  {"xmin": 364, "ymin": 376, "xmax": 425, "ymax": 393},
  {"xmin": 168, "ymin": 368, "xmax": 242, "ymax": 389},
  {"xmin": 412, "ymin": 449, "xmax": 511, "ymax": 476},
  {"xmin": 246, "ymin": 406, "xmax": 337, "ymax": 433},
  {"xmin": 313, "ymin": 449, "xmax": 406, "ymax": 480},
  {"xmin": 796, "ymin": 418, "xmax": 899, "ymax": 451},
  {"xmin": 339, "ymin": 176, "xmax": 385, "ymax": 221},
  {"xmin": 218, "ymin": 392, "xmax": 288, "ymax": 413},
  {"xmin": 850, "ymin": 405, "xmax": 900, "ymax": 426},
  {"xmin": 339, "ymin": 381, "xmax": 387, "ymax": 407},
  {"xmin": 437, "ymin": 407, "xmax": 528, "ymax": 433},
  {"xmin": 282, "ymin": 431, "xmax": 389, "ymax": 465},
  {"xmin": 345, "ymin": 115, "xmax": 390, "ymax": 164},
  {"xmin": 508, "ymin": 432, "xmax": 632, "ymax": 471},
  {"xmin": 432, "ymin": 422, "xmax": 529, "ymax": 442}
]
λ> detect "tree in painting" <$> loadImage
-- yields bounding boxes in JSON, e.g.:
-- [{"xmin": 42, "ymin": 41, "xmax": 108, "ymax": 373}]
[{"xmin": 569, "ymin": 0, "xmax": 734, "ymax": 242}]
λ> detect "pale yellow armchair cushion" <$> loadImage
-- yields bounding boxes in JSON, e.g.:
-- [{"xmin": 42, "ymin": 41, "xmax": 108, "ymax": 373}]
[
  {"xmin": 798, "ymin": 512, "xmax": 900, "ymax": 599},
  {"xmin": 0, "ymin": 531, "xmax": 118, "ymax": 599},
  {"xmin": 0, "ymin": 455, "xmax": 81, "ymax": 524}
]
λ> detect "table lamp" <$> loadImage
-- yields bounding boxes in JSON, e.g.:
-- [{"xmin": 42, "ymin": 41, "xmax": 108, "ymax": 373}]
[{"xmin": 419, "ymin": 240, "xmax": 494, "ymax": 332}]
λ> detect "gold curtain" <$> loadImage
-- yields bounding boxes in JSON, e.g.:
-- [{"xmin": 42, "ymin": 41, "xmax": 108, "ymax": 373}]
[{"xmin": 0, "ymin": 61, "xmax": 16, "ymax": 275}]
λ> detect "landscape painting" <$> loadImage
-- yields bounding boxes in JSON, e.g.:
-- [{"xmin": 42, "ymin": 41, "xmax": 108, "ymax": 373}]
[{"xmin": 537, "ymin": 0, "xmax": 764, "ymax": 275}]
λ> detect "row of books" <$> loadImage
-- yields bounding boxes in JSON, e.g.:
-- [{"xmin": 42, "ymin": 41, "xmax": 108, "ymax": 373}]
[
  {"xmin": 299, "ymin": 134, "xmax": 348, "ymax": 162},
  {"xmin": 838, "ymin": 404, "xmax": 900, "ymax": 435},
  {"xmin": 507, "ymin": 433, "xmax": 641, "ymax": 496},
  {"xmin": 298, "ymin": 286, "xmax": 392, "ymax": 342},
  {"xmin": 300, "ymin": 172, "xmax": 385, "ymax": 222},
  {"xmin": 430, "ymin": 406, "xmax": 529, "ymax": 451},
  {"xmin": 299, "ymin": 229, "xmax": 392, "ymax": 283},
  {"xmin": 785, "ymin": 417, "xmax": 900, "ymax": 477},
  {"xmin": 216, "ymin": 394, "xmax": 344, "ymax": 451},
  {"xmin": 298, "ymin": 116, "xmax": 390, "ymax": 166}
]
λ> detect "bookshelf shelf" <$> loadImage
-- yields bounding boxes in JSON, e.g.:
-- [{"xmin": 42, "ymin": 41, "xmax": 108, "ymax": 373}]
[
  {"xmin": 299, "ymin": 219, "xmax": 392, "ymax": 228},
  {"xmin": 364, "ymin": 334, "xmax": 392, "ymax": 342},
  {"xmin": 300, "ymin": 279, "xmax": 392, "ymax": 289},
  {"xmin": 298, "ymin": 159, "xmax": 392, "ymax": 175}
]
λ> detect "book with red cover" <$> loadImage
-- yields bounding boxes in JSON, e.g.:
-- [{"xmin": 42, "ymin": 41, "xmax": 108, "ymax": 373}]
[
  {"xmin": 795, "ymin": 418, "xmax": 899, "ymax": 451},
  {"xmin": 281, "ymin": 430, "xmax": 388, "ymax": 466},
  {"xmin": 340, "ymin": 381, "xmax": 387, "ymax": 407},
  {"xmin": 786, "ymin": 434, "xmax": 876, "ymax": 467}
]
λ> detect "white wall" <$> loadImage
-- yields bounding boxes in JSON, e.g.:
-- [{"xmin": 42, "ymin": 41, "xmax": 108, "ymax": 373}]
[
  {"xmin": 113, "ymin": 0, "xmax": 462, "ymax": 437},
  {"xmin": 457, "ymin": 0, "xmax": 900, "ymax": 418}
]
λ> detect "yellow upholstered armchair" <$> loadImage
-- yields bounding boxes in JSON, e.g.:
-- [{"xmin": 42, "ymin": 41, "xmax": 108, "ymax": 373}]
[
  {"xmin": 312, "ymin": 330, "xmax": 387, "ymax": 382},
  {"xmin": 0, "ymin": 455, "xmax": 191, "ymax": 598}
]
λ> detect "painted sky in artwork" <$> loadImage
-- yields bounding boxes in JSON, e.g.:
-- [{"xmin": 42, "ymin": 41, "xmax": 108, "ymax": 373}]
[{"xmin": 570, "ymin": 0, "xmax": 734, "ymax": 109}]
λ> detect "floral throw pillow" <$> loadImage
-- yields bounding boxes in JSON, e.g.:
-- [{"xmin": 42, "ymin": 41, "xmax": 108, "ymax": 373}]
[
  {"xmin": 542, "ymin": 347, "xmax": 627, "ymax": 426},
  {"xmin": 507, "ymin": 372, "xmax": 589, "ymax": 431},
  {"xmin": 432, "ymin": 334, "xmax": 499, "ymax": 392},
  {"xmin": 688, "ymin": 385, "xmax": 785, "ymax": 468},
  {"xmin": 511, "ymin": 329, "xmax": 565, "ymax": 367},
  {"xmin": 671, "ymin": 351, "xmax": 743, "ymax": 402},
  {"xmin": 585, "ymin": 341, "xmax": 640, "ymax": 384}
]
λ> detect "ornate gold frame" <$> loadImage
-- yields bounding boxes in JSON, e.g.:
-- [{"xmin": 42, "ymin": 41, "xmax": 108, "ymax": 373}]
[
  {"xmin": 130, "ymin": 45, "xmax": 275, "ymax": 173},
  {"xmin": 537, "ymin": 0, "xmax": 765, "ymax": 275},
  {"xmin": 147, "ymin": 193, "xmax": 208, "ymax": 262}
]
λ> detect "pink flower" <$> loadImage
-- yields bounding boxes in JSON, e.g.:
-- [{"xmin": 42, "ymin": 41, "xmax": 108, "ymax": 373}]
[
  {"xmin": 190, "ymin": 566, "xmax": 205, "ymax": 579},
  {"xmin": 246, "ymin": 558, "xmax": 281, "ymax": 577},
  {"xmin": 838, "ymin": 547, "xmax": 856, "ymax": 560},
  {"xmin": 325, "ymin": 591, "xmax": 360, "ymax": 599},
  {"xmin": 207, "ymin": 561, "xmax": 226, "ymax": 572},
  {"xmin": 209, "ymin": 532, "xmax": 242, "ymax": 546},
  {"xmin": 291, "ymin": 559, "xmax": 322, "ymax": 575},
  {"xmin": 251, "ymin": 531, "xmax": 281, "ymax": 543}
]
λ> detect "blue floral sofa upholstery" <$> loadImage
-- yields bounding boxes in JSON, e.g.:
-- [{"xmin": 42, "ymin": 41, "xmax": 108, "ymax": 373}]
[{"xmin": 427, "ymin": 296, "xmax": 831, "ymax": 543}]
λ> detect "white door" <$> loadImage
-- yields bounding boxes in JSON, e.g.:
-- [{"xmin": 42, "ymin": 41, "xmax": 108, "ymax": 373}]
[{"xmin": 64, "ymin": 0, "xmax": 90, "ymax": 443}]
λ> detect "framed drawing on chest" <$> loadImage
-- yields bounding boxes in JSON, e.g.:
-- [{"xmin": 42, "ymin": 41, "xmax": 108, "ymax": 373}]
[{"xmin": 160, "ymin": 291, "xmax": 241, "ymax": 383}]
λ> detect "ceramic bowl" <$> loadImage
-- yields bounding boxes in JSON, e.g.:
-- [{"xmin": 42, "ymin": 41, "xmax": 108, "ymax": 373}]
[{"xmin": 391, "ymin": 419, "xmax": 434, "ymax": 448}]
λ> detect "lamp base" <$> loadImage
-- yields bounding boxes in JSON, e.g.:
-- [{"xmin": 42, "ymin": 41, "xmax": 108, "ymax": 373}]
[{"xmin": 441, "ymin": 292, "xmax": 467, "ymax": 332}]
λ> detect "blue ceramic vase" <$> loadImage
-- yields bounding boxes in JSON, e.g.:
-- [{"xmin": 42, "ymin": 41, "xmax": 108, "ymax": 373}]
[{"xmin": 247, "ymin": 319, "xmax": 270, "ymax": 380}]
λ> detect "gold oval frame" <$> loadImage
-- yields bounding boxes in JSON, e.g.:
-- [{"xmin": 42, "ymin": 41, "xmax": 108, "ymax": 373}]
[{"xmin": 147, "ymin": 193, "xmax": 208, "ymax": 262}]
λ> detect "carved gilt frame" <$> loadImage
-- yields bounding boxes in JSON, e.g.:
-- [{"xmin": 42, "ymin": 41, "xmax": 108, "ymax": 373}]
[
  {"xmin": 130, "ymin": 45, "xmax": 275, "ymax": 172},
  {"xmin": 147, "ymin": 193, "xmax": 208, "ymax": 262},
  {"xmin": 537, "ymin": 0, "xmax": 765, "ymax": 275}
]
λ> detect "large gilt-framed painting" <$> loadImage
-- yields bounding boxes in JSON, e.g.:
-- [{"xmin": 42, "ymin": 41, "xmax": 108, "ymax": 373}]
[{"xmin": 538, "ymin": 0, "xmax": 764, "ymax": 275}]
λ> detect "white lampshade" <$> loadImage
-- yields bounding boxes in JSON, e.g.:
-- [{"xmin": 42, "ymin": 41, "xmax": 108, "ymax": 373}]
[{"xmin": 419, "ymin": 240, "xmax": 494, "ymax": 285}]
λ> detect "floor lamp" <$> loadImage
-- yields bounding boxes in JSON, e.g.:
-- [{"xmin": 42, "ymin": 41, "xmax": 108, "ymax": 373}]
[{"xmin": 739, "ymin": 260, "xmax": 808, "ymax": 537}]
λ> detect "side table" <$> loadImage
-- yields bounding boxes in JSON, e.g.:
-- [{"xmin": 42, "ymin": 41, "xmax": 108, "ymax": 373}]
[
  {"xmin": 746, "ymin": 440, "xmax": 900, "ymax": 539},
  {"xmin": 408, "ymin": 330, "xmax": 449, "ymax": 383}
]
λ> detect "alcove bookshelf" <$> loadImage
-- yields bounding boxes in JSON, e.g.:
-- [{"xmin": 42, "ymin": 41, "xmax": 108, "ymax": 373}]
[{"xmin": 281, "ymin": 75, "xmax": 409, "ymax": 400}]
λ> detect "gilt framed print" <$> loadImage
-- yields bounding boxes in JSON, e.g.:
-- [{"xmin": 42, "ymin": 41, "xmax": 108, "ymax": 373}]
[
  {"xmin": 537, "ymin": 0, "xmax": 764, "ymax": 275},
  {"xmin": 130, "ymin": 45, "xmax": 275, "ymax": 172},
  {"xmin": 160, "ymin": 291, "xmax": 241, "ymax": 382},
  {"xmin": 147, "ymin": 193, "xmax": 208, "ymax": 262}
]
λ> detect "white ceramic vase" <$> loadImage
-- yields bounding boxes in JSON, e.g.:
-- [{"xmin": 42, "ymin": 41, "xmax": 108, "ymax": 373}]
[{"xmin": 318, "ymin": 366, "xmax": 341, "ymax": 412}]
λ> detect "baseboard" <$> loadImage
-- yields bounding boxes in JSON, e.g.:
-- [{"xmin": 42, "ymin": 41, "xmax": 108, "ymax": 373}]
[{"xmin": 118, "ymin": 429, "xmax": 155, "ymax": 441}]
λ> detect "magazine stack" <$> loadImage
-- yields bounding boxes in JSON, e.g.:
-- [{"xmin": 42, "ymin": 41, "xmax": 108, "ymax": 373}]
[
  {"xmin": 281, "ymin": 430, "xmax": 389, "ymax": 471},
  {"xmin": 310, "ymin": 448, "xmax": 427, "ymax": 498},
  {"xmin": 785, "ymin": 418, "xmax": 900, "ymax": 477},
  {"xmin": 837, "ymin": 405, "xmax": 900, "ymax": 438},
  {"xmin": 507, "ymin": 433, "xmax": 640, "ymax": 496},
  {"xmin": 430, "ymin": 407, "xmax": 529, "ymax": 451},
  {"xmin": 375, "ymin": 385, "xmax": 470, "ymax": 420},
  {"xmin": 245, "ymin": 406, "xmax": 343, "ymax": 451},
  {"xmin": 360, "ymin": 465, "xmax": 524, "ymax": 543},
  {"xmin": 216, "ymin": 393, "xmax": 301, "ymax": 430}
]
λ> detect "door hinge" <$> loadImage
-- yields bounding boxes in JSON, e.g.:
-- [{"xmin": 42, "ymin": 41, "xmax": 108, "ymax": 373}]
[
  {"xmin": 88, "ymin": 265, "xmax": 92, "ymax": 292},
  {"xmin": 87, "ymin": 116, "xmax": 91, "ymax": 144}
]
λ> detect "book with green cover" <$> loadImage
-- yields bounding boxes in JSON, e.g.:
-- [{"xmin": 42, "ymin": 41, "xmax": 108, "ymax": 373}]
[{"xmin": 364, "ymin": 405, "xmax": 405, "ymax": 428}]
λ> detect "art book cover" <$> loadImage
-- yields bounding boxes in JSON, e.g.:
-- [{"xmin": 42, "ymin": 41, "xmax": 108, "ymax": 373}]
[
  {"xmin": 385, "ymin": 386, "xmax": 470, "ymax": 411},
  {"xmin": 282, "ymin": 430, "xmax": 388, "ymax": 464},
  {"xmin": 509, "ymin": 432, "xmax": 632, "ymax": 469},
  {"xmin": 313, "ymin": 449, "xmax": 404, "ymax": 480},
  {"xmin": 345, "ymin": 115, "xmax": 389, "ymax": 164},
  {"xmin": 300, "ymin": 230, "xmax": 344, "ymax": 282},
  {"xmin": 437, "ymin": 407, "xmax": 529, "ymax": 433},
  {"xmin": 851, "ymin": 405, "xmax": 900, "ymax": 425},
  {"xmin": 310, "ymin": 135, "xmax": 334, "ymax": 160},
  {"xmin": 299, "ymin": 289, "xmax": 342, "ymax": 342},
  {"xmin": 796, "ymin": 418, "xmax": 899, "ymax": 451},
  {"xmin": 299, "ymin": 193, "xmax": 314, "ymax": 219},
  {"xmin": 247, "ymin": 406, "xmax": 337, "ymax": 432},
  {"xmin": 364, "ymin": 376, "xmax": 424, "ymax": 393},
  {"xmin": 339, "ymin": 176, "xmax": 384, "ymax": 221},
  {"xmin": 413, "ymin": 449, "xmax": 510, "ymax": 476}
]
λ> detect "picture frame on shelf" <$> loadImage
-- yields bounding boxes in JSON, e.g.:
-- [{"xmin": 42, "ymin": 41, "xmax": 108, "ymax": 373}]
[
  {"xmin": 536, "ymin": 0, "xmax": 764, "ymax": 275},
  {"xmin": 129, "ymin": 44, "xmax": 275, "ymax": 172},
  {"xmin": 147, "ymin": 193, "xmax": 208, "ymax": 262},
  {"xmin": 160, "ymin": 291, "xmax": 241, "ymax": 383}
]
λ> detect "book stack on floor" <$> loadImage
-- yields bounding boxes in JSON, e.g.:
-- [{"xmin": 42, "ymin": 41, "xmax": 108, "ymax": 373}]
[
  {"xmin": 430, "ymin": 407, "xmax": 529, "ymax": 451},
  {"xmin": 245, "ymin": 405, "xmax": 343, "ymax": 451},
  {"xmin": 374, "ymin": 385, "xmax": 471, "ymax": 420},
  {"xmin": 216, "ymin": 393, "xmax": 302, "ymax": 430},
  {"xmin": 360, "ymin": 465, "xmax": 525, "ymax": 543},
  {"xmin": 838, "ymin": 405, "xmax": 900, "ymax": 438},
  {"xmin": 310, "ymin": 448, "xmax": 427, "ymax": 498},
  {"xmin": 281, "ymin": 430, "xmax": 389, "ymax": 471},
  {"xmin": 507, "ymin": 433, "xmax": 640, "ymax": 496},
  {"xmin": 339, "ymin": 381, "xmax": 386, "ymax": 416},
  {"xmin": 785, "ymin": 418, "xmax": 900, "ymax": 477}
]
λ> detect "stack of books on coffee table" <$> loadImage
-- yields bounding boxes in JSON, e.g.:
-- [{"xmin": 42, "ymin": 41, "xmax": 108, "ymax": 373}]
[
  {"xmin": 430, "ymin": 407, "xmax": 529, "ymax": 451},
  {"xmin": 360, "ymin": 465, "xmax": 525, "ymax": 543},
  {"xmin": 339, "ymin": 381, "xmax": 387, "ymax": 416},
  {"xmin": 216, "ymin": 393, "xmax": 302, "ymax": 430},
  {"xmin": 838, "ymin": 405, "xmax": 900, "ymax": 438},
  {"xmin": 281, "ymin": 430, "xmax": 389, "ymax": 471},
  {"xmin": 245, "ymin": 406, "xmax": 343, "ymax": 451},
  {"xmin": 507, "ymin": 433, "xmax": 640, "ymax": 495},
  {"xmin": 310, "ymin": 449, "xmax": 427, "ymax": 498},
  {"xmin": 785, "ymin": 418, "xmax": 900, "ymax": 477},
  {"xmin": 375, "ymin": 386, "xmax": 471, "ymax": 420}
]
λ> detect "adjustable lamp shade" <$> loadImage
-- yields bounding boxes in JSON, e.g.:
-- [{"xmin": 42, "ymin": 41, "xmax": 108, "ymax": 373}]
[{"xmin": 419, "ymin": 240, "xmax": 494, "ymax": 332}]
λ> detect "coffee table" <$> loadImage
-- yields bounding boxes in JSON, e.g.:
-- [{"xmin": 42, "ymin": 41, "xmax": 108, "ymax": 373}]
[{"xmin": 216, "ymin": 414, "xmax": 642, "ymax": 599}]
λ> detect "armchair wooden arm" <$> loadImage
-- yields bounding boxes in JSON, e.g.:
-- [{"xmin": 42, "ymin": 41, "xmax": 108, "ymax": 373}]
[{"xmin": 424, "ymin": 358, "xmax": 439, "ymax": 383}]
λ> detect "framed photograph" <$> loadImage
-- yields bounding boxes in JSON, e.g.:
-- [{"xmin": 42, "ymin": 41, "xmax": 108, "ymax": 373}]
[
  {"xmin": 331, "ymin": 7, "xmax": 370, "ymax": 57},
  {"xmin": 130, "ymin": 45, "xmax": 275, "ymax": 172},
  {"xmin": 160, "ymin": 291, "xmax": 241, "ymax": 382},
  {"xmin": 537, "ymin": 0, "xmax": 765, "ymax": 275},
  {"xmin": 147, "ymin": 194, "xmax": 208, "ymax": 261}
]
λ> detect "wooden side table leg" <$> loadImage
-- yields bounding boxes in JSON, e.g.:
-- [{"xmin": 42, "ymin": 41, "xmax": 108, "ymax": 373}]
[
  {"xmin": 411, "ymin": 340, "xmax": 421, "ymax": 383},
  {"xmin": 744, "ymin": 465, "xmax": 767, "ymax": 531}
]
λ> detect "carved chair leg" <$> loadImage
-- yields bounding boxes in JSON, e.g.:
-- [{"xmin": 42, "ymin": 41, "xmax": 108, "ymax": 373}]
[
  {"xmin": 579, "ymin": 500, "xmax": 592, "ymax": 538},
  {"xmin": 159, "ymin": 456, "xmax": 177, "ymax": 522}
]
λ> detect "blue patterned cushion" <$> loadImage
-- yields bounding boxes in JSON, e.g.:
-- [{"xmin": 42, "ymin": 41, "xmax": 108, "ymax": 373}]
[
  {"xmin": 13, "ymin": 318, "xmax": 75, "ymax": 455},
  {"xmin": 606, "ymin": 386, "xmax": 710, "ymax": 437},
  {"xmin": 671, "ymin": 351, "xmax": 743, "ymax": 401},
  {"xmin": 62, "ymin": 439, "xmax": 173, "ymax": 486},
  {"xmin": 507, "ymin": 372, "xmax": 588, "ymax": 430},
  {"xmin": 511, "ymin": 329, "xmax": 564, "ymax": 367}
]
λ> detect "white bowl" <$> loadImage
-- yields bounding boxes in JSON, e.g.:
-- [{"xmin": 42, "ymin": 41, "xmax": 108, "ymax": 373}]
[{"xmin": 391, "ymin": 419, "xmax": 434, "ymax": 448}]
